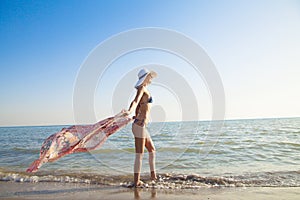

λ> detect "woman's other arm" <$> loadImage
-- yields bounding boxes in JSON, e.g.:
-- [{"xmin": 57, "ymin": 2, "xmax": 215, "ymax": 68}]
[{"xmin": 128, "ymin": 86, "xmax": 144, "ymax": 114}]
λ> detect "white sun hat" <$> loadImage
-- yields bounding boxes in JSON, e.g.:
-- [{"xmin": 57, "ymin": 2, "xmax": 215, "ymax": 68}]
[{"xmin": 134, "ymin": 68, "xmax": 157, "ymax": 88}]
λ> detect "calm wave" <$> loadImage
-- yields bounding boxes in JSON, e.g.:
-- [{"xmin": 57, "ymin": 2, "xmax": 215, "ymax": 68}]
[{"xmin": 0, "ymin": 118, "xmax": 299, "ymax": 187}]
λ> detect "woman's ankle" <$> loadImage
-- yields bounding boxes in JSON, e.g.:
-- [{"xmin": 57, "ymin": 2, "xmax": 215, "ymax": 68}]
[{"xmin": 151, "ymin": 171, "xmax": 157, "ymax": 180}]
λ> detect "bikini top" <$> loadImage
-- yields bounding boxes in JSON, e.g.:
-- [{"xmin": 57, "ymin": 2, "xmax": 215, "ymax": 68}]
[
  {"xmin": 148, "ymin": 96, "xmax": 153, "ymax": 103},
  {"xmin": 140, "ymin": 96, "xmax": 153, "ymax": 105}
]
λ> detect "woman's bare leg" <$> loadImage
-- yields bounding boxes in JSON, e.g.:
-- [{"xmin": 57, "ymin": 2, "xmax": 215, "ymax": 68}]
[
  {"xmin": 134, "ymin": 137, "xmax": 145, "ymax": 185},
  {"xmin": 145, "ymin": 137, "xmax": 157, "ymax": 180}
]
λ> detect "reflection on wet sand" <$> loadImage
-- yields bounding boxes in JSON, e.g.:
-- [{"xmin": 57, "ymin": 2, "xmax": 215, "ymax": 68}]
[{"xmin": 133, "ymin": 188, "xmax": 157, "ymax": 200}]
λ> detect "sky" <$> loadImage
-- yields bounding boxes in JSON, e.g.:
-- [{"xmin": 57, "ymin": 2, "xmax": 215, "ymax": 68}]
[{"xmin": 0, "ymin": 0, "xmax": 299, "ymax": 126}]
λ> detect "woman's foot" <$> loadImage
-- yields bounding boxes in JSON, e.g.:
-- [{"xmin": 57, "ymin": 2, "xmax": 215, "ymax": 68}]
[
  {"xmin": 128, "ymin": 180, "xmax": 145, "ymax": 188},
  {"xmin": 134, "ymin": 180, "xmax": 145, "ymax": 188}
]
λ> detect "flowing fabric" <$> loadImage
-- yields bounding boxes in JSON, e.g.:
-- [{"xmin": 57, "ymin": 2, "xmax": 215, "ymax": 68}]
[{"xmin": 26, "ymin": 112, "xmax": 132, "ymax": 173}]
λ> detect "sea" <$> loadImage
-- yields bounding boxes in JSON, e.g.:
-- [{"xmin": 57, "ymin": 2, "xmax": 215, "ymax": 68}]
[{"xmin": 0, "ymin": 117, "xmax": 299, "ymax": 188}]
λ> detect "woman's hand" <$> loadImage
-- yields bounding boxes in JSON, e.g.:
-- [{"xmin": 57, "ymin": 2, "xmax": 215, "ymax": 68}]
[{"xmin": 121, "ymin": 109, "xmax": 130, "ymax": 116}]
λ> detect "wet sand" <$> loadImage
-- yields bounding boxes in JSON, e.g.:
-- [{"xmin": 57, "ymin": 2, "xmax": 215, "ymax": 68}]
[{"xmin": 1, "ymin": 182, "xmax": 300, "ymax": 200}]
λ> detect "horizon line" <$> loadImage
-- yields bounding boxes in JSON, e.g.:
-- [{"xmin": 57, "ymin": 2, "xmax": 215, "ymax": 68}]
[{"xmin": 0, "ymin": 115, "xmax": 299, "ymax": 128}]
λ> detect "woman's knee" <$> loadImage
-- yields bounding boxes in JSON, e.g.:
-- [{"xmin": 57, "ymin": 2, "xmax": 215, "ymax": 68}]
[
  {"xmin": 145, "ymin": 140, "xmax": 155, "ymax": 152},
  {"xmin": 135, "ymin": 152, "xmax": 144, "ymax": 159},
  {"xmin": 147, "ymin": 146, "xmax": 156, "ymax": 153}
]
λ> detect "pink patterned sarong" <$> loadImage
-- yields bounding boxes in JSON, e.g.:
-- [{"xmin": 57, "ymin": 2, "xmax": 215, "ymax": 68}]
[{"xmin": 26, "ymin": 112, "xmax": 132, "ymax": 173}]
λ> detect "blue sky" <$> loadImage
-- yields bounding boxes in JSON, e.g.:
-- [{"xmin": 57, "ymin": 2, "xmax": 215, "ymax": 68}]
[{"xmin": 0, "ymin": 0, "xmax": 299, "ymax": 126}]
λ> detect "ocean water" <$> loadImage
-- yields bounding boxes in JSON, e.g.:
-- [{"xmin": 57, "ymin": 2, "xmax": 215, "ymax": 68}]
[{"xmin": 0, "ymin": 118, "xmax": 299, "ymax": 188}]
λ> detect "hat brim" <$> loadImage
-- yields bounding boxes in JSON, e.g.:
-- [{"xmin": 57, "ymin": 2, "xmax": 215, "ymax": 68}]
[{"xmin": 134, "ymin": 71, "xmax": 157, "ymax": 88}]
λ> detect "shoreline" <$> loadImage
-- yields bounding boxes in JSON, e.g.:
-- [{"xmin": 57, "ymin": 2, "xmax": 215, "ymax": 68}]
[
  {"xmin": 1, "ymin": 170, "xmax": 300, "ymax": 188},
  {"xmin": 1, "ymin": 182, "xmax": 300, "ymax": 200}
]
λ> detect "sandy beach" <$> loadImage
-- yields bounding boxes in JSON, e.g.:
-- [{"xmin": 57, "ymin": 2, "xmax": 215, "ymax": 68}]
[{"xmin": 1, "ymin": 182, "xmax": 299, "ymax": 200}]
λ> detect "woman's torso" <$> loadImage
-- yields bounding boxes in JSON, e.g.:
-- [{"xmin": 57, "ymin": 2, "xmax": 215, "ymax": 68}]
[{"xmin": 135, "ymin": 88, "xmax": 152, "ymax": 125}]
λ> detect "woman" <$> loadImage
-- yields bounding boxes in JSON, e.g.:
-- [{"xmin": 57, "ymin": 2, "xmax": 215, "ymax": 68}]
[{"xmin": 124, "ymin": 68, "xmax": 157, "ymax": 187}]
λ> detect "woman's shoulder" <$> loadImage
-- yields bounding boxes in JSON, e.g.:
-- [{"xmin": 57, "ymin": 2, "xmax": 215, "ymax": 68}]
[
  {"xmin": 136, "ymin": 86, "xmax": 150, "ymax": 97},
  {"xmin": 137, "ymin": 85, "xmax": 147, "ymax": 92}
]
